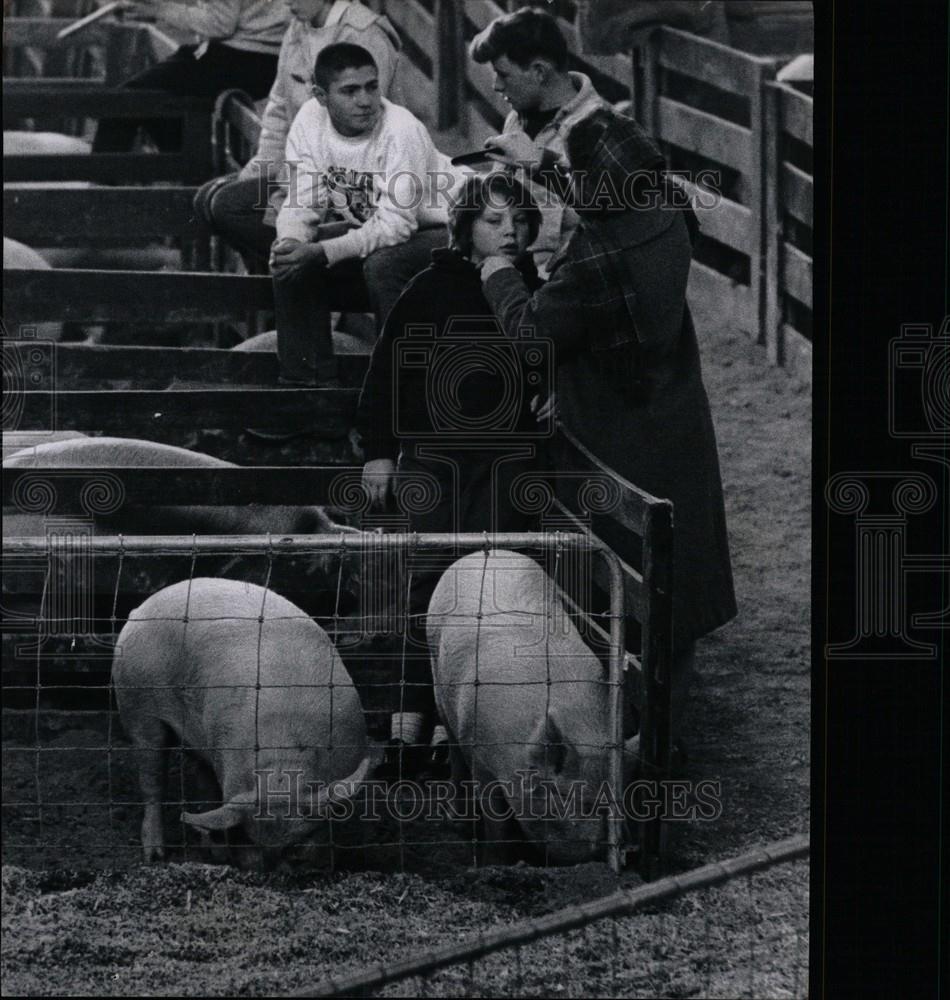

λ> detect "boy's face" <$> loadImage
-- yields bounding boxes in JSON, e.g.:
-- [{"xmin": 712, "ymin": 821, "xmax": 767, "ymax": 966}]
[
  {"xmin": 469, "ymin": 199, "xmax": 534, "ymax": 265},
  {"xmin": 314, "ymin": 65, "xmax": 382, "ymax": 137},
  {"xmin": 491, "ymin": 55, "xmax": 545, "ymax": 113}
]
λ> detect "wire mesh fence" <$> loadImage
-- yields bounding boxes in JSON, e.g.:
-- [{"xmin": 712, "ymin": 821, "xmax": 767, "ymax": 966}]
[
  {"xmin": 2, "ymin": 530, "xmax": 675, "ymax": 874},
  {"xmin": 296, "ymin": 834, "xmax": 809, "ymax": 999}
]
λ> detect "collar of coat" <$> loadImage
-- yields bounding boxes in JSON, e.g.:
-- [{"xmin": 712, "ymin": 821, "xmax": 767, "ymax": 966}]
[{"xmin": 516, "ymin": 72, "xmax": 601, "ymax": 132}]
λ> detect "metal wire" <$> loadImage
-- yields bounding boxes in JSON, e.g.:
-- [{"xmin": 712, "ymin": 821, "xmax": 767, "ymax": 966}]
[
  {"xmin": 4, "ymin": 531, "xmax": 634, "ymax": 874},
  {"xmin": 296, "ymin": 840, "xmax": 808, "ymax": 998}
]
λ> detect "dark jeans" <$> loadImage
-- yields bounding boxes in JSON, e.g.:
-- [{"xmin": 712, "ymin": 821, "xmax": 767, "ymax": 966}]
[
  {"xmin": 273, "ymin": 227, "xmax": 447, "ymax": 382},
  {"xmin": 93, "ymin": 43, "xmax": 277, "ymax": 153},
  {"xmin": 195, "ymin": 174, "xmax": 276, "ymax": 265}
]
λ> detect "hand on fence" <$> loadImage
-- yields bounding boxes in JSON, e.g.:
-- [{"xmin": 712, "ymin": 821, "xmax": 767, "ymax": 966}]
[
  {"xmin": 362, "ymin": 459, "xmax": 396, "ymax": 510},
  {"xmin": 269, "ymin": 239, "xmax": 327, "ymax": 280}
]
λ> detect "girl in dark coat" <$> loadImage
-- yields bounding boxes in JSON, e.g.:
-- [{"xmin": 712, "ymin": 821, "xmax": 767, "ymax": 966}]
[
  {"xmin": 357, "ymin": 173, "xmax": 543, "ymax": 775},
  {"xmin": 478, "ymin": 108, "xmax": 738, "ymax": 739}
]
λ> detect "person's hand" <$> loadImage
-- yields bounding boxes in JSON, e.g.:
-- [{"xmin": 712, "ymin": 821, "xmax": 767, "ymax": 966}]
[
  {"xmin": 483, "ymin": 132, "xmax": 541, "ymax": 170},
  {"xmin": 119, "ymin": 0, "xmax": 160, "ymax": 21},
  {"xmin": 478, "ymin": 255, "xmax": 517, "ymax": 282},
  {"xmin": 269, "ymin": 239, "xmax": 328, "ymax": 280},
  {"xmin": 530, "ymin": 392, "xmax": 558, "ymax": 423},
  {"xmin": 362, "ymin": 458, "xmax": 396, "ymax": 510}
]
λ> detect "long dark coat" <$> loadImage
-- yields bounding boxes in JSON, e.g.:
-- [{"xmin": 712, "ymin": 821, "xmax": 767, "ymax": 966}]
[
  {"xmin": 482, "ymin": 199, "xmax": 738, "ymax": 650},
  {"xmin": 357, "ymin": 245, "xmax": 542, "ymax": 609}
]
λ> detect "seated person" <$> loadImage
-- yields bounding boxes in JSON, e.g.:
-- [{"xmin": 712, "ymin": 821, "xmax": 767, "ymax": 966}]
[
  {"xmin": 270, "ymin": 42, "xmax": 466, "ymax": 386},
  {"xmin": 470, "ymin": 5, "xmax": 608, "ymax": 275},
  {"xmin": 93, "ymin": 0, "xmax": 290, "ymax": 154},
  {"xmin": 356, "ymin": 172, "xmax": 546, "ymax": 777},
  {"xmin": 194, "ymin": 0, "xmax": 402, "ymax": 267}
]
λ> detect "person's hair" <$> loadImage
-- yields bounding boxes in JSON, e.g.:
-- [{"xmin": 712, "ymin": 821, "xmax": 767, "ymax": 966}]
[
  {"xmin": 313, "ymin": 42, "xmax": 378, "ymax": 90},
  {"xmin": 469, "ymin": 7, "xmax": 569, "ymax": 72},
  {"xmin": 447, "ymin": 173, "xmax": 540, "ymax": 258}
]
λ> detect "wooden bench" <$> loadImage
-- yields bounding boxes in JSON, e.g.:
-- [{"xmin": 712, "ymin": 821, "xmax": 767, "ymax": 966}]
[
  {"xmin": 3, "ymin": 84, "xmax": 215, "ymax": 182},
  {"xmin": 3, "ymin": 186, "xmax": 211, "ymax": 267}
]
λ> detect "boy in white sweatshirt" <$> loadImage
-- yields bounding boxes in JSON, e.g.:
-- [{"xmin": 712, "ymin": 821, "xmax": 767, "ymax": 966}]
[
  {"xmin": 269, "ymin": 42, "xmax": 464, "ymax": 385},
  {"xmin": 195, "ymin": 0, "xmax": 403, "ymax": 263}
]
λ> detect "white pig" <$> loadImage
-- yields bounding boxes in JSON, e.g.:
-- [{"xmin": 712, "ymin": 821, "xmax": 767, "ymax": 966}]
[
  {"xmin": 2, "ymin": 436, "xmax": 354, "ymax": 537},
  {"xmin": 3, "ymin": 236, "xmax": 63, "ymax": 341},
  {"xmin": 428, "ymin": 550, "xmax": 637, "ymax": 865},
  {"xmin": 233, "ymin": 327, "xmax": 371, "ymax": 356},
  {"xmin": 3, "ymin": 131, "xmax": 91, "ymax": 156},
  {"xmin": 114, "ymin": 578, "xmax": 380, "ymax": 866}
]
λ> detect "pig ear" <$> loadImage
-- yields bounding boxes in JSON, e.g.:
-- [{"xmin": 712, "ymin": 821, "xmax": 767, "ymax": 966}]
[
  {"xmin": 181, "ymin": 795, "xmax": 253, "ymax": 832},
  {"xmin": 528, "ymin": 714, "xmax": 568, "ymax": 774},
  {"xmin": 310, "ymin": 745, "xmax": 383, "ymax": 815}
]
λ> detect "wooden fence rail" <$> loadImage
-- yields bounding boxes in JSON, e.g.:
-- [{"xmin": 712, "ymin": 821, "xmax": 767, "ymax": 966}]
[
  {"xmin": 2, "ymin": 342, "xmax": 369, "ymax": 388},
  {"xmin": 2, "ymin": 84, "xmax": 215, "ymax": 182},
  {"xmin": 763, "ymin": 80, "xmax": 814, "ymax": 379},
  {"xmin": 637, "ymin": 27, "xmax": 780, "ymax": 342},
  {"xmin": 2, "ymin": 268, "xmax": 272, "ymax": 324},
  {"xmin": 4, "ymin": 10, "xmax": 812, "ymax": 372},
  {"xmin": 3, "ymin": 186, "xmax": 199, "ymax": 247}
]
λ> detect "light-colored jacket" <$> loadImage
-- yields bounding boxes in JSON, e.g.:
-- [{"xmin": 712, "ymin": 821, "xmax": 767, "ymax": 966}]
[
  {"xmin": 159, "ymin": 0, "xmax": 290, "ymax": 55},
  {"xmin": 252, "ymin": 1, "xmax": 402, "ymax": 170},
  {"xmin": 501, "ymin": 72, "xmax": 608, "ymax": 274}
]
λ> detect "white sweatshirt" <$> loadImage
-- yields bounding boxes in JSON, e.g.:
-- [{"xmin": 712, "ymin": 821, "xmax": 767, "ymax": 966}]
[
  {"xmin": 252, "ymin": 2, "xmax": 402, "ymax": 168},
  {"xmin": 276, "ymin": 98, "xmax": 468, "ymax": 267},
  {"xmin": 158, "ymin": 1, "xmax": 290, "ymax": 56}
]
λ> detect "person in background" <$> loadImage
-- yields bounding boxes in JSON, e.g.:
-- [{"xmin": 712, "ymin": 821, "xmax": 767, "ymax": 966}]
[
  {"xmin": 357, "ymin": 172, "xmax": 544, "ymax": 779},
  {"xmin": 269, "ymin": 43, "xmax": 466, "ymax": 386},
  {"xmin": 194, "ymin": 0, "xmax": 402, "ymax": 267},
  {"xmin": 470, "ymin": 5, "xmax": 607, "ymax": 276},
  {"xmin": 92, "ymin": 0, "xmax": 290, "ymax": 153},
  {"xmin": 478, "ymin": 107, "xmax": 738, "ymax": 758}
]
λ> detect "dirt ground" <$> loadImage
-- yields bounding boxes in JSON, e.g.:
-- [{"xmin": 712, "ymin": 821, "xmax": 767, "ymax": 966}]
[{"xmin": 1, "ymin": 297, "xmax": 811, "ymax": 997}]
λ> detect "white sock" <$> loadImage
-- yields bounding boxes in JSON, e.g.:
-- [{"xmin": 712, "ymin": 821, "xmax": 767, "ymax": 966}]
[
  {"xmin": 431, "ymin": 724, "xmax": 449, "ymax": 747},
  {"xmin": 390, "ymin": 712, "xmax": 424, "ymax": 744}
]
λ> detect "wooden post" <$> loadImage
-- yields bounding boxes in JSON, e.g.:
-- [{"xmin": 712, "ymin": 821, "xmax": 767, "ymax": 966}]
[
  {"xmin": 762, "ymin": 81, "xmax": 783, "ymax": 364},
  {"xmin": 639, "ymin": 499, "xmax": 674, "ymax": 879},
  {"xmin": 179, "ymin": 105, "xmax": 215, "ymax": 183},
  {"xmin": 640, "ymin": 31, "xmax": 660, "ymax": 141},
  {"xmin": 434, "ymin": 0, "xmax": 467, "ymax": 132},
  {"xmin": 748, "ymin": 57, "xmax": 779, "ymax": 349}
]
